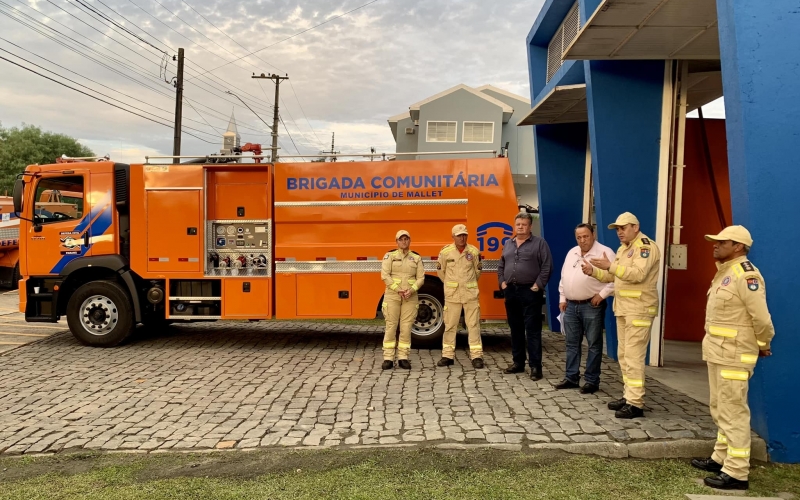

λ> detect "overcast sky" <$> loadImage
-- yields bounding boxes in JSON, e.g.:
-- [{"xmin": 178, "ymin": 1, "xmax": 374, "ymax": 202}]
[{"xmin": 0, "ymin": 0, "xmax": 724, "ymax": 164}]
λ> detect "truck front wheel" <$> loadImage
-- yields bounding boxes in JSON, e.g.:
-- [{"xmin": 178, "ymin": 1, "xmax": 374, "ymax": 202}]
[{"xmin": 66, "ymin": 280, "xmax": 135, "ymax": 347}]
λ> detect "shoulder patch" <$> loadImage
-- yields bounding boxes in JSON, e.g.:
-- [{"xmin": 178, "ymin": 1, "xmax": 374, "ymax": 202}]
[
  {"xmin": 640, "ymin": 247, "xmax": 650, "ymax": 259},
  {"xmin": 746, "ymin": 277, "xmax": 760, "ymax": 291},
  {"xmin": 741, "ymin": 260, "xmax": 755, "ymax": 272},
  {"xmin": 410, "ymin": 250, "xmax": 420, "ymax": 256},
  {"xmin": 641, "ymin": 237, "xmax": 650, "ymax": 245}
]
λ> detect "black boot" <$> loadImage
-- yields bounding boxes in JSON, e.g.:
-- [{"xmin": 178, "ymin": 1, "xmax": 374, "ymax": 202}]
[
  {"xmin": 530, "ymin": 368, "xmax": 543, "ymax": 381},
  {"xmin": 704, "ymin": 472, "xmax": 748, "ymax": 490},
  {"xmin": 691, "ymin": 457, "xmax": 723, "ymax": 473},
  {"xmin": 554, "ymin": 379, "xmax": 580, "ymax": 389},
  {"xmin": 437, "ymin": 357, "xmax": 454, "ymax": 367},
  {"xmin": 614, "ymin": 404, "xmax": 644, "ymax": 419},
  {"xmin": 381, "ymin": 360, "xmax": 394, "ymax": 370},
  {"xmin": 398, "ymin": 359, "xmax": 411, "ymax": 369},
  {"xmin": 503, "ymin": 363, "xmax": 524, "ymax": 374},
  {"xmin": 607, "ymin": 398, "xmax": 626, "ymax": 410},
  {"xmin": 471, "ymin": 358, "xmax": 484, "ymax": 369}
]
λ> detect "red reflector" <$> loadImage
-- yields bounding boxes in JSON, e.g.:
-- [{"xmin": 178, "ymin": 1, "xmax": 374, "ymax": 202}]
[
  {"xmin": 148, "ymin": 258, "xmax": 158, "ymax": 261},
  {"xmin": 316, "ymin": 257, "xmax": 326, "ymax": 261},
  {"xmin": 356, "ymin": 257, "xmax": 367, "ymax": 261},
  {"xmin": 178, "ymin": 258, "xmax": 188, "ymax": 262},
  {"xmin": 431, "ymin": 256, "xmax": 438, "ymax": 260},
  {"xmin": 275, "ymin": 257, "xmax": 286, "ymax": 262}
]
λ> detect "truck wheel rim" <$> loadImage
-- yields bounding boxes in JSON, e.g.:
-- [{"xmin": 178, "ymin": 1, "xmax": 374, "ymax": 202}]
[
  {"xmin": 413, "ymin": 294, "xmax": 444, "ymax": 338},
  {"xmin": 79, "ymin": 295, "xmax": 119, "ymax": 336}
]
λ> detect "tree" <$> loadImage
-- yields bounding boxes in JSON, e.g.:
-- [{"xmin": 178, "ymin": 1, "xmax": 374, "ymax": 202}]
[{"xmin": 0, "ymin": 122, "xmax": 94, "ymax": 194}]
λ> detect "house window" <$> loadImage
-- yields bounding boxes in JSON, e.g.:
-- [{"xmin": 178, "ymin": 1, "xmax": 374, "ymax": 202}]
[
  {"xmin": 463, "ymin": 122, "xmax": 494, "ymax": 143},
  {"xmin": 426, "ymin": 121, "xmax": 457, "ymax": 142}
]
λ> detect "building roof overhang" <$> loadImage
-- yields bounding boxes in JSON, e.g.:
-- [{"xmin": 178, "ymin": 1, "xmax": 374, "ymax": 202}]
[
  {"xmin": 563, "ymin": 0, "xmax": 719, "ymax": 61},
  {"xmin": 516, "ymin": 84, "xmax": 587, "ymax": 126}
]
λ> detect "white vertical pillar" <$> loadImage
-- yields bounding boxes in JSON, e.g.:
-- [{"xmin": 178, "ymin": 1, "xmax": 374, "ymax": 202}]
[{"xmin": 649, "ymin": 60, "xmax": 675, "ymax": 367}]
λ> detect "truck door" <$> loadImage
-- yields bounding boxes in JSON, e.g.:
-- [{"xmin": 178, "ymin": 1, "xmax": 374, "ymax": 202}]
[{"xmin": 25, "ymin": 172, "xmax": 97, "ymax": 275}]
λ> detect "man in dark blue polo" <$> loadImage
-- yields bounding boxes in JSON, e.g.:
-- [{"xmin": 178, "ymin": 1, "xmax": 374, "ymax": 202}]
[{"xmin": 498, "ymin": 212, "xmax": 553, "ymax": 380}]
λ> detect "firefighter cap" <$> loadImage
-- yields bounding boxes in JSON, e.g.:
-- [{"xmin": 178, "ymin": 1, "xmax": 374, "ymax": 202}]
[
  {"xmin": 452, "ymin": 224, "xmax": 468, "ymax": 236},
  {"xmin": 704, "ymin": 225, "xmax": 753, "ymax": 247},
  {"xmin": 395, "ymin": 229, "xmax": 410, "ymax": 240},
  {"xmin": 607, "ymin": 212, "xmax": 640, "ymax": 229}
]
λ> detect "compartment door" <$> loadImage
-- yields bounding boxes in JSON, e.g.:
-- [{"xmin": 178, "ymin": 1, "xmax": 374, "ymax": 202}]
[
  {"xmin": 296, "ymin": 274, "xmax": 351, "ymax": 316},
  {"xmin": 147, "ymin": 189, "xmax": 201, "ymax": 272}
]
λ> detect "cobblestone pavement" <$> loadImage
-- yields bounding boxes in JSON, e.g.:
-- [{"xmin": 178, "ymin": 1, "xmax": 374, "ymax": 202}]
[
  {"xmin": 0, "ymin": 320, "xmax": 729, "ymax": 456},
  {"xmin": 0, "ymin": 291, "xmax": 66, "ymax": 353}
]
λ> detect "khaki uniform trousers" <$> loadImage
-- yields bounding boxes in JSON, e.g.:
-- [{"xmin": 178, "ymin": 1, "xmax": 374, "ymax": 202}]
[
  {"xmin": 616, "ymin": 315, "xmax": 653, "ymax": 408},
  {"xmin": 708, "ymin": 362, "xmax": 753, "ymax": 481},
  {"xmin": 382, "ymin": 293, "xmax": 418, "ymax": 360},
  {"xmin": 442, "ymin": 300, "xmax": 482, "ymax": 360}
]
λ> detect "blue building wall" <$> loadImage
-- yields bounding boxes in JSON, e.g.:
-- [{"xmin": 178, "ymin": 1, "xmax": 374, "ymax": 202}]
[
  {"xmin": 533, "ymin": 123, "xmax": 588, "ymax": 331},
  {"xmin": 716, "ymin": 0, "xmax": 800, "ymax": 464}
]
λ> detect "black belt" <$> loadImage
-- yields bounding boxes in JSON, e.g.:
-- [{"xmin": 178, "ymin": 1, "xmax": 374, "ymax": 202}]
[
  {"xmin": 508, "ymin": 282, "xmax": 534, "ymax": 287},
  {"xmin": 567, "ymin": 298, "xmax": 593, "ymax": 304}
]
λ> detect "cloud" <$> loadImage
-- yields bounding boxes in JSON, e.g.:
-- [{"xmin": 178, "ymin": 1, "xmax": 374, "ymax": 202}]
[{"xmin": 0, "ymin": 0, "xmax": 543, "ymax": 160}]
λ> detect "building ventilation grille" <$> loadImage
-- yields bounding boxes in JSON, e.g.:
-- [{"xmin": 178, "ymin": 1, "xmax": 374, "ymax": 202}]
[{"xmin": 546, "ymin": 2, "xmax": 580, "ymax": 83}]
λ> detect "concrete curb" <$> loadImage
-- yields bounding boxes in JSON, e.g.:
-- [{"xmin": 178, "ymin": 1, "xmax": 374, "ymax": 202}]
[
  {"xmin": 0, "ymin": 437, "xmax": 770, "ymax": 462},
  {"xmin": 529, "ymin": 437, "xmax": 769, "ymax": 461}
]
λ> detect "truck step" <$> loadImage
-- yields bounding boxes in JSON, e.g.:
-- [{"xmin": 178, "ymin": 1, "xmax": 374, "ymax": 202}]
[{"xmin": 25, "ymin": 316, "xmax": 60, "ymax": 323}]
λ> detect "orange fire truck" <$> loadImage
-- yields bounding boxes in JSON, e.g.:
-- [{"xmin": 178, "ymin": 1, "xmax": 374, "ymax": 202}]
[{"xmin": 12, "ymin": 155, "xmax": 520, "ymax": 347}]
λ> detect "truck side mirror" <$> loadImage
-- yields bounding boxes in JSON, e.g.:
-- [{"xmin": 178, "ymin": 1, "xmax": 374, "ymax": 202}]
[{"xmin": 12, "ymin": 178, "xmax": 23, "ymax": 214}]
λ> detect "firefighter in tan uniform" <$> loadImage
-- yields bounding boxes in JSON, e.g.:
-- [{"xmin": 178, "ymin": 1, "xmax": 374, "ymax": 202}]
[
  {"xmin": 436, "ymin": 224, "xmax": 484, "ymax": 369},
  {"xmin": 380, "ymin": 230, "xmax": 425, "ymax": 370},
  {"xmin": 582, "ymin": 212, "xmax": 660, "ymax": 419},
  {"xmin": 691, "ymin": 226, "xmax": 774, "ymax": 491}
]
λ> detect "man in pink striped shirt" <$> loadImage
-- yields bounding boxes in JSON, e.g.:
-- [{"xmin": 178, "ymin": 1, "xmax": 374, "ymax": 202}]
[{"xmin": 555, "ymin": 223, "xmax": 615, "ymax": 394}]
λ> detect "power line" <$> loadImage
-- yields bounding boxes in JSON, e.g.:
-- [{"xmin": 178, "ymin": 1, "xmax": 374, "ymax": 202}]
[
  {"xmin": 0, "ymin": 54, "xmax": 215, "ymax": 143},
  {"xmin": 199, "ymin": 0, "xmax": 381, "ymax": 75},
  {"xmin": 3, "ymin": 1, "xmax": 273, "ymax": 136},
  {"xmin": 279, "ymin": 114, "xmax": 305, "ymax": 161},
  {"xmin": 287, "ymin": 79, "xmax": 325, "ymax": 149},
  {"xmin": 0, "ymin": 36, "xmax": 228, "ymax": 137}
]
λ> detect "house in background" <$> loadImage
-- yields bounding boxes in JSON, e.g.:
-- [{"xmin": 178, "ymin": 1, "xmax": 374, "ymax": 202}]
[{"xmin": 388, "ymin": 84, "xmax": 538, "ymax": 213}]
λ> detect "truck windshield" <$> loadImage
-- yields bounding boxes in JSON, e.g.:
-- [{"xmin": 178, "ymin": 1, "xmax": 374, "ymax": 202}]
[{"xmin": 33, "ymin": 176, "xmax": 84, "ymax": 225}]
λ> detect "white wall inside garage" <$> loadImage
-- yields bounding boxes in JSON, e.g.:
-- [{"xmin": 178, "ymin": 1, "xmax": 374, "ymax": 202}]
[{"xmin": 513, "ymin": 175, "xmax": 539, "ymax": 209}]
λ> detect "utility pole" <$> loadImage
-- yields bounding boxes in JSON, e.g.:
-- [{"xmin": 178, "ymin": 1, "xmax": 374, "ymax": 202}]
[
  {"xmin": 321, "ymin": 132, "xmax": 340, "ymax": 162},
  {"xmin": 172, "ymin": 48, "xmax": 184, "ymax": 163},
  {"xmin": 252, "ymin": 73, "xmax": 288, "ymax": 162}
]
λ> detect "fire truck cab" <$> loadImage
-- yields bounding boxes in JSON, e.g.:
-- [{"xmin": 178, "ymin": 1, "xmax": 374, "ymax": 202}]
[{"xmin": 12, "ymin": 156, "xmax": 520, "ymax": 347}]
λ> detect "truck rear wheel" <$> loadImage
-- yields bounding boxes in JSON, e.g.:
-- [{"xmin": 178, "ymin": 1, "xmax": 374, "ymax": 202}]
[
  {"xmin": 66, "ymin": 280, "xmax": 135, "ymax": 347},
  {"xmin": 411, "ymin": 282, "xmax": 445, "ymax": 347}
]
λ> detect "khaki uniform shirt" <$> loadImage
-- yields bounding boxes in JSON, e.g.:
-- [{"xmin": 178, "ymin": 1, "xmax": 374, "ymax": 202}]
[
  {"xmin": 593, "ymin": 233, "xmax": 661, "ymax": 316},
  {"xmin": 437, "ymin": 243, "xmax": 481, "ymax": 303},
  {"xmin": 703, "ymin": 256, "xmax": 775, "ymax": 368},
  {"xmin": 381, "ymin": 249, "xmax": 425, "ymax": 294}
]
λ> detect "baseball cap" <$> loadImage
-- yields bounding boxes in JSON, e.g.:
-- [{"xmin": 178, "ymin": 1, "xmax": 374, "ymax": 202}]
[
  {"xmin": 452, "ymin": 224, "xmax": 468, "ymax": 236},
  {"xmin": 607, "ymin": 212, "xmax": 640, "ymax": 229},
  {"xmin": 704, "ymin": 225, "xmax": 753, "ymax": 247},
  {"xmin": 395, "ymin": 229, "xmax": 410, "ymax": 239}
]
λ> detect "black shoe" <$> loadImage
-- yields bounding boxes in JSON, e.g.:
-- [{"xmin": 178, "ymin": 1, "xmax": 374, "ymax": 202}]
[
  {"xmin": 580, "ymin": 383, "xmax": 599, "ymax": 394},
  {"xmin": 398, "ymin": 359, "xmax": 411, "ymax": 370},
  {"xmin": 607, "ymin": 398, "xmax": 627, "ymax": 410},
  {"xmin": 554, "ymin": 379, "xmax": 580, "ymax": 390},
  {"xmin": 530, "ymin": 368, "xmax": 543, "ymax": 381},
  {"xmin": 437, "ymin": 357, "xmax": 454, "ymax": 367},
  {"xmin": 704, "ymin": 472, "xmax": 748, "ymax": 490},
  {"xmin": 503, "ymin": 363, "xmax": 524, "ymax": 374},
  {"xmin": 691, "ymin": 457, "xmax": 723, "ymax": 473},
  {"xmin": 615, "ymin": 404, "xmax": 644, "ymax": 419},
  {"xmin": 472, "ymin": 358, "xmax": 484, "ymax": 369},
  {"xmin": 381, "ymin": 360, "xmax": 394, "ymax": 370}
]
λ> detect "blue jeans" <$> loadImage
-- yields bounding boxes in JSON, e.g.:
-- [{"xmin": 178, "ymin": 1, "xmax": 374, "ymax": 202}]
[
  {"xmin": 563, "ymin": 300, "xmax": 606, "ymax": 386},
  {"xmin": 504, "ymin": 284, "xmax": 544, "ymax": 369}
]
